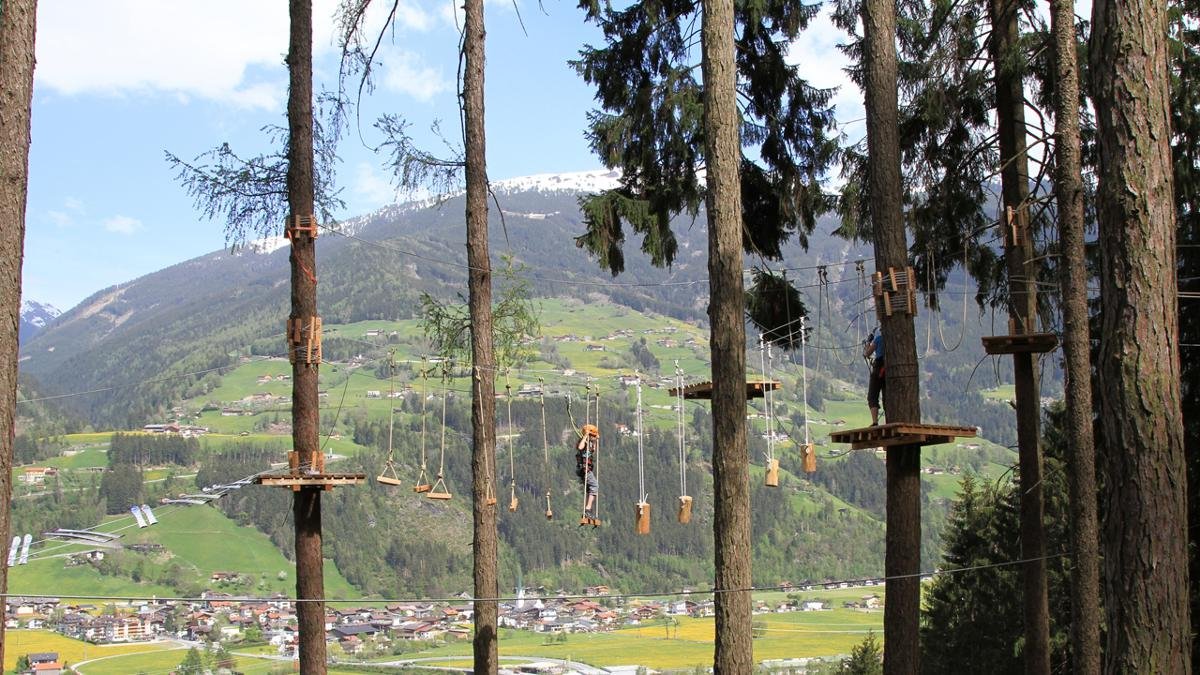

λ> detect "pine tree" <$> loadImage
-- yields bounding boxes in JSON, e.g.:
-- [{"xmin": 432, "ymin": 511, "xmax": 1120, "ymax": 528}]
[
  {"xmin": 0, "ymin": 0, "xmax": 36, "ymax": 666},
  {"xmin": 572, "ymin": 0, "xmax": 837, "ymax": 321},
  {"xmin": 1091, "ymin": 0, "xmax": 1191, "ymax": 666}
]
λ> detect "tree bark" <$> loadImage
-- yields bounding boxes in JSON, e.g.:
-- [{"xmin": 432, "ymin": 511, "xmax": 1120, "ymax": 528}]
[
  {"xmin": 1048, "ymin": 0, "xmax": 1101, "ymax": 670},
  {"xmin": 701, "ymin": 0, "xmax": 750, "ymax": 670},
  {"xmin": 463, "ymin": 0, "xmax": 498, "ymax": 670},
  {"xmin": 1091, "ymin": 0, "xmax": 1191, "ymax": 669},
  {"xmin": 0, "ymin": 0, "xmax": 36, "ymax": 668},
  {"xmin": 861, "ymin": 0, "xmax": 923, "ymax": 671},
  {"xmin": 987, "ymin": 0, "xmax": 1051, "ymax": 670},
  {"xmin": 285, "ymin": 1, "xmax": 324, "ymax": 673}
]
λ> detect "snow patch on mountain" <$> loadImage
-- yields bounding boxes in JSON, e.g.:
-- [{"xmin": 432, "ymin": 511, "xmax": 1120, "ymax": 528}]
[
  {"xmin": 21, "ymin": 300, "xmax": 60, "ymax": 329},
  {"xmin": 492, "ymin": 169, "xmax": 621, "ymax": 194}
]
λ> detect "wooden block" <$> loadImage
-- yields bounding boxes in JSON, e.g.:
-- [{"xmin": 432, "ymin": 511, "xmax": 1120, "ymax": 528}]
[
  {"xmin": 509, "ymin": 496, "xmax": 519, "ymax": 512},
  {"xmin": 678, "ymin": 495, "xmax": 693, "ymax": 524},
  {"xmin": 802, "ymin": 443, "xmax": 817, "ymax": 474},
  {"xmin": 636, "ymin": 502, "xmax": 651, "ymax": 535},
  {"xmin": 427, "ymin": 491, "xmax": 452, "ymax": 500},
  {"xmin": 376, "ymin": 475, "xmax": 403, "ymax": 486},
  {"xmin": 765, "ymin": 458, "xmax": 780, "ymax": 487}
]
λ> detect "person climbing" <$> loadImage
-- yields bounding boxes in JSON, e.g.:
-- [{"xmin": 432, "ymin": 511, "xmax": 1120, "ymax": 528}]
[
  {"xmin": 864, "ymin": 328, "xmax": 884, "ymax": 425},
  {"xmin": 576, "ymin": 424, "xmax": 599, "ymax": 523}
]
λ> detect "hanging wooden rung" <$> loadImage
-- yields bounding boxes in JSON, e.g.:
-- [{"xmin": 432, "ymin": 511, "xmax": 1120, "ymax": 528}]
[
  {"xmin": 677, "ymin": 495, "xmax": 693, "ymax": 524},
  {"xmin": 376, "ymin": 461, "xmax": 402, "ymax": 486},
  {"xmin": 802, "ymin": 443, "xmax": 817, "ymax": 475},
  {"xmin": 765, "ymin": 458, "xmax": 780, "ymax": 487},
  {"xmin": 427, "ymin": 476, "xmax": 451, "ymax": 500},
  {"xmin": 635, "ymin": 501, "xmax": 651, "ymax": 535},
  {"xmin": 545, "ymin": 492, "xmax": 553, "ymax": 520},
  {"xmin": 509, "ymin": 494, "xmax": 519, "ymax": 512},
  {"xmin": 579, "ymin": 516, "xmax": 602, "ymax": 527}
]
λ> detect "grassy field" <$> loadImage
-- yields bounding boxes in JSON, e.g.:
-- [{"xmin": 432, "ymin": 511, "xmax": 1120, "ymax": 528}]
[
  {"xmin": 3, "ymin": 630, "xmax": 175, "ymax": 673},
  {"xmin": 11, "ymin": 505, "xmax": 359, "ymax": 601},
  {"xmin": 382, "ymin": 609, "xmax": 881, "ymax": 671},
  {"xmin": 75, "ymin": 647, "xmax": 364, "ymax": 675}
]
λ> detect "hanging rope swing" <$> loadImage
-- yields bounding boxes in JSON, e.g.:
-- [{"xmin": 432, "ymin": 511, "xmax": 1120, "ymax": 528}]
[
  {"xmin": 634, "ymin": 374, "xmax": 650, "ymax": 535},
  {"xmin": 477, "ymin": 367, "xmax": 497, "ymax": 507},
  {"xmin": 412, "ymin": 362, "xmax": 432, "ymax": 493},
  {"xmin": 504, "ymin": 371, "xmax": 519, "ymax": 512},
  {"xmin": 540, "ymin": 378, "xmax": 553, "ymax": 520},
  {"xmin": 427, "ymin": 363, "xmax": 453, "ymax": 500},
  {"xmin": 376, "ymin": 351, "xmax": 403, "ymax": 486},
  {"xmin": 761, "ymin": 336, "xmax": 780, "ymax": 487},
  {"xmin": 674, "ymin": 361, "xmax": 692, "ymax": 524},
  {"xmin": 799, "ymin": 316, "xmax": 817, "ymax": 475}
]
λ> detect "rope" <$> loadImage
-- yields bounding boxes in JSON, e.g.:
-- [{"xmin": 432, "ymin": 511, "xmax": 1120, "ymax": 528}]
[
  {"xmin": 475, "ymin": 367, "xmax": 496, "ymax": 505},
  {"xmin": 417, "ymin": 364, "xmax": 430, "ymax": 486},
  {"xmin": 675, "ymin": 361, "xmax": 687, "ymax": 498},
  {"xmin": 800, "ymin": 316, "xmax": 811, "ymax": 446},
  {"xmin": 936, "ymin": 241, "xmax": 970, "ymax": 352},
  {"xmin": 594, "ymin": 390, "xmax": 602, "ymax": 519},
  {"xmin": 505, "ymin": 371, "xmax": 517, "ymax": 505},
  {"xmin": 540, "ymin": 378, "xmax": 551, "ymax": 517},
  {"xmin": 436, "ymin": 365, "xmax": 449, "ymax": 482},
  {"xmin": 759, "ymin": 336, "xmax": 776, "ymax": 463},
  {"xmin": 636, "ymin": 374, "xmax": 647, "ymax": 504}
]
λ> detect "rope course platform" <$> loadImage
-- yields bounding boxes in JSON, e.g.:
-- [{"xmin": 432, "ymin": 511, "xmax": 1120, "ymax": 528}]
[
  {"xmin": 255, "ymin": 473, "xmax": 367, "ymax": 491},
  {"xmin": 829, "ymin": 423, "xmax": 977, "ymax": 450},
  {"xmin": 667, "ymin": 379, "xmax": 781, "ymax": 400},
  {"xmin": 981, "ymin": 333, "xmax": 1059, "ymax": 355}
]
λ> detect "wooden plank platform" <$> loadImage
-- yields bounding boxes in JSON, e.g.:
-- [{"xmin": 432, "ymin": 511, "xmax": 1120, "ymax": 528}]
[
  {"xmin": 255, "ymin": 473, "xmax": 367, "ymax": 490},
  {"xmin": 981, "ymin": 333, "xmax": 1059, "ymax": 355},
  {"xmin": 667, "ymin": 379, "xmax": 781, "ymax": 400},
  {"xmin": 829, "ymin": 423, "xmax": 977, "ymax": 450}
]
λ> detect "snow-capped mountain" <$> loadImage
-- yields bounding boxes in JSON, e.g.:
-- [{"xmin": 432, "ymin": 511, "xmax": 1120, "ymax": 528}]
[
  {"xmin": 491, "ymin": 169, "xmax": 622, "ymax": 194},
  {"xmin": 20, "ymin": 300, "xmax": 60, "ymax": 342}
]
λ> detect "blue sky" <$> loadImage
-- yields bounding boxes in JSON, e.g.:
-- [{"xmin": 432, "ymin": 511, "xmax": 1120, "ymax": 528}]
[{"xmin": 22, "ymin": 0, "xmax": 860, "ymax": 311}]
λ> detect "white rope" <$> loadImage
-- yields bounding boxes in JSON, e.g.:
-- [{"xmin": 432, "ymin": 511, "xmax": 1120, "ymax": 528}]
[
  {"xmin": 800, "ymin": 315, "xmax": 811, "ymax": 446},
  {"xmin": 636, "ymin": 374, "xmax": 647, "ymax": 503},
  {"xmin": 675, "ymin": 361, "xmax": 687, "ymax": 497},
  {"xmin": 759, "ymin": 337, "xmax": 777, "ymax": 462}
]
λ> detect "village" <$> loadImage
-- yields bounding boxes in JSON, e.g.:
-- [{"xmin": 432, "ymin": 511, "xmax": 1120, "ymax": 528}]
[{"xmin": 3, "ymin": 580, "xmax": 884, "ymax": 668}]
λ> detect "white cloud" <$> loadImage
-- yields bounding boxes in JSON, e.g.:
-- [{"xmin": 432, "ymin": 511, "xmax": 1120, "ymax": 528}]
[
  {"xmin": 103, "ymin": 215, "xmax": 143, "ymax": 235},
  {"xmin": 380, "ymin": 49, "xmax": 450, "ymax": 102},
  {"xmin": 63, "ymin": 196, "xmax": 85, "ymax": 213},
  {"xmin": 34, "ymin": 0, "xmax": 343, "ymax": 109},
  {"xmin": 47, "ymin": 211, "xmax": 72, "ymax": 227},
  {"xmin": 352, "ymin": 162, "xmax": 399, "ymax": 207},
  {"xmin": 787, "ymin": 7, "xmax": 864, "ymax": 141}
]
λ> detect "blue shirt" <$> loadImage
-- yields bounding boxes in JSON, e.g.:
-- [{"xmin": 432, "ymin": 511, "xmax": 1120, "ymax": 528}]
[{"xmin": 873, "ymin": 333, "xmax": 884, "ymax": 361}]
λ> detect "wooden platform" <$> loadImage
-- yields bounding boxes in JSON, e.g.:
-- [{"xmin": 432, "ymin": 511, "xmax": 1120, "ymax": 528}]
[
  {"xmin": 668, "ymin": 379, "xmax": 781, "ymax": 400},
  {"xmin": 981, "ymin": 333, "xmax": 1059, "ymax": 355},
  {"xmin": 255, "ymin": 472, "xmax": 367, "ymax": 490},
  {"xmin": 829, "ymin": 423, "xmax": 977, "ymax": 450}
]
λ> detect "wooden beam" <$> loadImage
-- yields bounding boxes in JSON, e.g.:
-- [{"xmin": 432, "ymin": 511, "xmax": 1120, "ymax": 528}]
[
  {"xmin": 667, "ymin": 379, "xmax": 781, "ymax": 400},
  {"xmin": 829, "ymin": 422, "xmax": 977, "ymax": 450}
]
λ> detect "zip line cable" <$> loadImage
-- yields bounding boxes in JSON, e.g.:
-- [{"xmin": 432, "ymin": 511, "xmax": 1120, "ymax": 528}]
[{"xmin": 5, "ymin": 552, "xmax": 1069, "ymax": 604}]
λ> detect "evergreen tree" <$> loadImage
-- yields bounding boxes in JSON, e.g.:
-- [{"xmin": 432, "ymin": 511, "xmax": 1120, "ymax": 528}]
[
  {"xmin": 571, "ymin": 0, "xmax": 836, "ymax": 337},
  {"xmin": 0, "ymin": 0, "xmax": 36, "ymax": 666},
  {"xmin": 841, "ymin": 632, "xmax": 883, "ymax": 675},
  {"xmin": 1091, "ymin": 0, "xmax": 1190, "ymax": 666},
  {"xmin": 178, "ymin": 647, "xmax": 205, "ymax": 675}
]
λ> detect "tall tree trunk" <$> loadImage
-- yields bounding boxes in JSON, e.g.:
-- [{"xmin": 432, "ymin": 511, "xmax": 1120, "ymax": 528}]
[
  {"xmin": 1049, "ymin": 0, "xmax": 1101, "ymax": 670},
  {"xmin": 285, "ymin": 1, "xmax": 325, "ymax": 673},
  {"xmin": 701, "ymin": 0, "xmax": 750, "ymax": 669},
  {"xmin": 861, "ymin": 0, "xmax": 923, "ymax": 670},
  {"xmin": 0, "ymin": 0, "xmax": 36, "ymax": 668},
  {"xmin": 987, "ymin": 0, "xmax": 1051, "ymax": 671},
  {"xmin": 463, "ymin": 0, "xmax": 498, "ymax": 670},
  {"xmin": 1091, "ymin": 0, "xmax": 1191, "ymax": 669}
]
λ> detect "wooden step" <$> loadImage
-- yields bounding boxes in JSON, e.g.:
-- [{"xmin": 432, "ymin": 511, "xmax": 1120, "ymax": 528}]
[
  {"xmin": 256, "ymin": 472, "xmax": 367, "ymax": 491},
  {"xmin": 981, "ymin": 333, "xmax": 1059, "ymax": 355},
  {"xmin": 829, "ymin": 422, "xmax": 977, "ymax": 450}
]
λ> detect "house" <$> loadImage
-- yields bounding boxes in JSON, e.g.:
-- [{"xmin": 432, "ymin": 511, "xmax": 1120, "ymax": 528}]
[
  {"xmin": 586, "ymin": 344, "xmax": 606, "ymax": 352},
  {"xmin": 802, "ymin": 600, "xmax": 828, "ymax": 611},
  {"xmin": 29, "ymin": 662, "xmax": 63, "ymax": 675},
  {"xmin": 366, "ymin": 390, "xmax": 382, "ymax": 399},
  {"xmin": 19, "ymin": 467, "xmax": 56, "ymax": 484}
]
